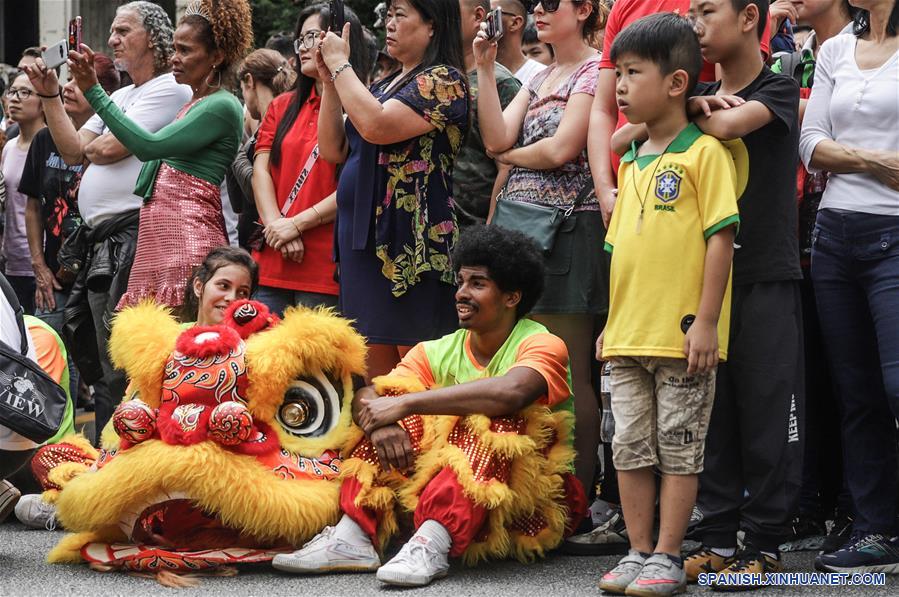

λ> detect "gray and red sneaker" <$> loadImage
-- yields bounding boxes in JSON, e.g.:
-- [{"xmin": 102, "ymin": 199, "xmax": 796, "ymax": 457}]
[
  {"xmin": 625, "ymin": 553, "xmax": 686, "ymax": 597},
  {"xmin": 599, "ymin": 549, "xmax": 647, "ymax": 594}
]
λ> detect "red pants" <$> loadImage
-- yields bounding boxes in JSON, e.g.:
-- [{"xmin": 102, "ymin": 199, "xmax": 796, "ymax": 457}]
[{"xmin": 341, "ymin": 467, "xmax": 487, "ymax": 557}]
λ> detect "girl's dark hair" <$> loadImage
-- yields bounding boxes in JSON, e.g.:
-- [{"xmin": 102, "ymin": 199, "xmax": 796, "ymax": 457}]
[
  {"xmin": 181, "ymin": 246, "xmax": 260, "ymax": 322},
  {"xmin": 853, "ymin": 1, "xmax": 898, "ymax": 36},
  {"xmin": 271, "ymin": 3, "xmax": 369, "ymax": 166},
  {"xmin": 387, "ymin": 0, "xmax": 467, "ymax": 76}
]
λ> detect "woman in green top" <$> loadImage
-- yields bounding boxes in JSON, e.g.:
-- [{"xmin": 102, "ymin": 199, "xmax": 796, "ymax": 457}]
[{"xmin": 66, "ymin": 0, "xmax": 253, "ymax": 311}]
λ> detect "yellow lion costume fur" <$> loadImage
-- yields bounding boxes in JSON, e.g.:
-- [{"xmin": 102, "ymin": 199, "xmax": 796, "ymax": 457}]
[{"xmin": 46, "ymin": 300, "xmax": 366, "ymax": 578}]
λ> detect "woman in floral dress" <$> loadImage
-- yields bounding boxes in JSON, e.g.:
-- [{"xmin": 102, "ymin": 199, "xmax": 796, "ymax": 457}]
[{"xmin": 317, "ymin": 0, "xmax": 470, "ymax": 378}]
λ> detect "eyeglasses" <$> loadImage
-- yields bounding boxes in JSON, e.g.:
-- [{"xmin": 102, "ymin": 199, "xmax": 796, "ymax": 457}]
[
  {"xmin": 530, "ymin": 0, "xmax": 585, "ymax": 13},
  {"xmin": 5, "ymin": 87, "xmax": 35, "ymax": 100},
  {"xmin": 293, "ymin": 30, "xmax": 322, "ymax": 53}
]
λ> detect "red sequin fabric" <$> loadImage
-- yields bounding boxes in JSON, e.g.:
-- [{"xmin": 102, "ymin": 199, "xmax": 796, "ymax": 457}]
[
  {"xmin": 117, "ymin": 163, "xmax": 227, "ymax": 310},
  {"xmin": 349, "ymin": 415, "xmax": 427, "ymax": 469},
  {"xmin": 31, "ymin": 442, "xmax": 97, "ymax": 491},
  {"xmin": 510, "ymin": 511, "xmax": 549, "ymax": 538},
  {"xmin": 447, "ymin": 416, "xmax": 525, "ymax": 484}
]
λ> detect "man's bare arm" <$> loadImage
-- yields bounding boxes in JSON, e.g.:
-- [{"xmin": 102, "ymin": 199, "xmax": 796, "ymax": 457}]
[
  {"xmin": 84, "ymin": 132, "xmax": 132, "ymax": 164},
  {"xmin": 354, "ymin": 368, "xmax": 549, "ymax": 435}
]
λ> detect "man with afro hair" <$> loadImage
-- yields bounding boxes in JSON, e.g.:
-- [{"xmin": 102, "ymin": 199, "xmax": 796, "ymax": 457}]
[{"xmin": 274, "ymin": 225, "xmax": 586, "ymax": 587}]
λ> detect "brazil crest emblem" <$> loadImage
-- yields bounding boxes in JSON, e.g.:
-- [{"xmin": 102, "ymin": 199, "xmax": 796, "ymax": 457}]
[{"xmin": 655, "ymin": 170, "xmax": 682, "ymax": 203}]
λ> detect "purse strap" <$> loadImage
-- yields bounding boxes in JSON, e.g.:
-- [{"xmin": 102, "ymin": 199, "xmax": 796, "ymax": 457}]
[
  {"xmin": 0, "ymin": 273, "xmax": 28, "ymax": 356},
  {"xmin": 278, "ymin": 144, "xmax": 320, "ymax": 217},
  {"xmin": 563, "ymin": 180, "xmax": 594, "ymax": 217}
]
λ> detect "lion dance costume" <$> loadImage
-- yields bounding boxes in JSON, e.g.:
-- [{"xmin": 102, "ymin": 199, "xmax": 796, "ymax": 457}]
[
  {"xmin": 40, "ymin": 306, "xmax": 583, "ymax": 581},
  {"xmin": 41, "ymin": 300, "xmax": 366, "ymax": 580}
]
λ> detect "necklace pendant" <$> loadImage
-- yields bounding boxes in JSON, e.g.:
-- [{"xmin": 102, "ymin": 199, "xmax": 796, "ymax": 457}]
[{"xmin": 636, "ymin": 210, "xmax": 643, "ymax": 235}]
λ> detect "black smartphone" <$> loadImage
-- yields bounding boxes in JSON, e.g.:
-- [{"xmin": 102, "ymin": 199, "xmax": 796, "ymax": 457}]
[
  {"xmin": 329, "ymin": 0, "xmax": 346, "ymax": 32},
  {"xmin": 484, "ymin": 7, "xmax": 504, "ymax": 41},
  {"xmin": 68, "ymin": 16, "xmax": 83, "ymax": 52}
]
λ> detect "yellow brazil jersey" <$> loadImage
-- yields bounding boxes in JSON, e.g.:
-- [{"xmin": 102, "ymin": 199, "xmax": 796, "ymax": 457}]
[{"xmin": 603, "ymin": 123, "xmax": 740, "ymax": 360}]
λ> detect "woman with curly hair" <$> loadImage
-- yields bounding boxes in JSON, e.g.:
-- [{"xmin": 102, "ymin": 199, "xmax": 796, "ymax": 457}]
[{"xmin": 62, "ymin": 0, "xmax": 253, "ymax": 310}]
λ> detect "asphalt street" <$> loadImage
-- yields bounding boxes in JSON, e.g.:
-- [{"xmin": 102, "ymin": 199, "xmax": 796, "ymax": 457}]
[{"xmin": 2, "ymin": 521, "xmax": 898, "ymax": 597}]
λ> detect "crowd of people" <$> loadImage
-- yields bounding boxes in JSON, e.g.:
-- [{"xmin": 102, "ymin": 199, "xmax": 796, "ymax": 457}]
[{"xmin": 0, "ymin": 0, "xmax": 897, "ymax": 593}]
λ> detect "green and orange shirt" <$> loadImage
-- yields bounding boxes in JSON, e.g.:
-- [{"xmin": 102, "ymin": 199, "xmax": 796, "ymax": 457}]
[{"xmin": 391, "ymin": 318, "xmax": 573, "ymax": 414}]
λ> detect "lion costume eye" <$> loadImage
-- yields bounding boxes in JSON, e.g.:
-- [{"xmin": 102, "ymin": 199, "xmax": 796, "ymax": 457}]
[{"xmin": 276, "ymin": 371, "xmax": 342, "ymax": 438}]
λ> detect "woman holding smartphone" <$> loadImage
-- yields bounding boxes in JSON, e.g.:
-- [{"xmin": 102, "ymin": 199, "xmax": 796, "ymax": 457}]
[
  {"xmin": 30, "ymin": 0, "xmax": 253, "ymax": 311},
  {"xmin": 251, "ymin": 3, "xmax": 368, "ymax": 316},
  {"xmin": 474, "ymin": 0, "xmax": 605, "ymax": 494},
  {"xmin": 316, "ymin": 0, "xmax": 469, "ymax": 379}
]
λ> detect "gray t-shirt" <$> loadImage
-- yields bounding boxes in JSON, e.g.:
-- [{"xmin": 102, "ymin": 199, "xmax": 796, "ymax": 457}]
[{"xmin": 452, "ymin": 64, "xmax": 521, "ymax": 227}]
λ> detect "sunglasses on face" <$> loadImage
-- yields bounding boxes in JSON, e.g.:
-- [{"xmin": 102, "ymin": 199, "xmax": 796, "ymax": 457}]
[
  {"xmin": 529, "ymin": 0, "xmax": 585, "ymax": 13},
  {"xmin": 293, "ymin": 29, "xmax": 323, "ymax": 54}
]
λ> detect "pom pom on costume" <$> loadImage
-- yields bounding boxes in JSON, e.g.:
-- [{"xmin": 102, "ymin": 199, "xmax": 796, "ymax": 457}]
[
  {"xmin": 111, "ymin": 399, "xmax": 156, "ymax": 444},
  {"xmin": 44, "ymin": 301, "xmax": 366, "ymax": 582},
  {"xmin": 208, "ymin": 402, "xmax": 254, "ymax": 446},
  {"xmin": 223, "ymin": 299, "xmax": 279, "ymax": 339}
]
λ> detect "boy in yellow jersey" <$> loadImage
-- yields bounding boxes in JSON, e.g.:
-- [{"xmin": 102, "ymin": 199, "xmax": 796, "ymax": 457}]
[{"xmin": 596, "ymin": 13, "xmax": 739, "ymax": 597}]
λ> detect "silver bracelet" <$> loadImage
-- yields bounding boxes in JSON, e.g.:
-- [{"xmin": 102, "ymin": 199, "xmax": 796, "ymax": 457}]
[{"xmin": 330, "ymin": 62, "xmax": 353, "ymax": 82}]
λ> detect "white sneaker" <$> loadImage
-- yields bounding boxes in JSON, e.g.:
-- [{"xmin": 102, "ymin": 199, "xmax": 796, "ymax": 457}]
[
  {"xmin": 376, "ymin": 535, "xmax": 450, "ymax": 587},
  {"xmin": 14, "ymin": 494, "xmax": 58, "ymax": 530},
  {"xmin": 0, "ymin": 480, "xmax": 21, "ymax": 523},
  {"xmin": 271, "ymin": 526, "xmax": 380, "ymax": 573}
]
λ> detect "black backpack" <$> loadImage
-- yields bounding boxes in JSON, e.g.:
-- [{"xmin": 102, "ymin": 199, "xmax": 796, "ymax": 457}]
[
  {"xmin": 0, "ymin": 274, "xmax": 67, "ymax": 443},
  {"xmin": 777, "ymin": 50, "xmax": 816, "ymax": 88}
]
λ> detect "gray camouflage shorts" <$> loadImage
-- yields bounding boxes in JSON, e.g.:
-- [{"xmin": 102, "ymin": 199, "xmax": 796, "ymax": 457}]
[{"xmin": 609, "ymin": 356, "xmax": 716, "ymax": 475}]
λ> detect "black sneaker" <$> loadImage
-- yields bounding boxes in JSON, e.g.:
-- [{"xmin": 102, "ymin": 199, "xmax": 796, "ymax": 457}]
[
  {"xmin": 560, "ymin": 500, "xmax": 628, "ymax": 556},
  {"xmin": 779, "ymin": 515, "xmax": 827, "ymax": 552},
  {"xmin": 815, "ymin": 532, "xmax": 899, "ymax": 573},
  {"xmin": 821, "ymin": 513, "xmax": 853, "ymax": 554}
]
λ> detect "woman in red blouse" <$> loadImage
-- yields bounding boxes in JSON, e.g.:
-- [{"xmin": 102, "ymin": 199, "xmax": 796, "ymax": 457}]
[{"xmin": 252, "ymin": 2, "xmax": 369, "ymax": 315}]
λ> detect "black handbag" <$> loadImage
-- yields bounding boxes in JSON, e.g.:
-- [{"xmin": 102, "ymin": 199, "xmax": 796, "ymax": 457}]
[
  {"xmin": 0, "ymin": 274, "xmax": 67, "ymax": 443},
  {"xmin": 490, "ymin": 181, "xmax": 593, "ymax": 254}
]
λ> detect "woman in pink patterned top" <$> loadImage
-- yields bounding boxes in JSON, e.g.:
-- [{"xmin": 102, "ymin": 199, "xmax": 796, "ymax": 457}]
[{"xmin": 474, "ymin": 0, "xmax": 607, "ymax": 495}]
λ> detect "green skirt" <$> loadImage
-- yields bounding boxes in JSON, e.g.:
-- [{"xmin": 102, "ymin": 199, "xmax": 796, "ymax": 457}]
[{"xmin": 531, "ymin": 210, "xmax": 609, "ymax": 315}]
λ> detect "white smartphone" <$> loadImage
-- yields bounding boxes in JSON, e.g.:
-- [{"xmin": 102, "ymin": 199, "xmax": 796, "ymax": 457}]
[{"xmin": 41, "ymin": 39, "xmax": 68, "ymax": 69}]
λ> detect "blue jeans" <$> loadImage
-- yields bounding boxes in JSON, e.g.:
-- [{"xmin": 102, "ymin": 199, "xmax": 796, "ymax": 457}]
[
  {"xmin": 254, "ymin": 285, "xmax": 338, "ymax": 318},
  {"xmin": 811, "ymin": 208, "xmax": 899, "ymax": 535}
]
